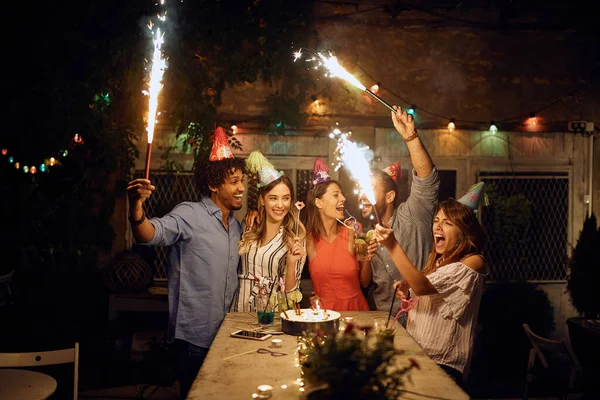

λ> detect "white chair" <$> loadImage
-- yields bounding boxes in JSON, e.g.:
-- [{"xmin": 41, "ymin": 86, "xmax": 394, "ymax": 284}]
[
  {"xmin": 522, "ymin": 324, "xmax": 582, "ymax": 400},
  {"xmin": 0, "ymin": 343, "xmax": 79, "ymax": 400}
]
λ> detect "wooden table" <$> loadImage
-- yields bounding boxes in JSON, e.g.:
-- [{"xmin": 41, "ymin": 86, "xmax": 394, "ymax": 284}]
[
  {"xmin": 0, "ymin": 369, "xmax": 57, "ymax": 400},
  {"xmin": 188, "ymin": 311, "xmax": 469, "ymax": 399}
]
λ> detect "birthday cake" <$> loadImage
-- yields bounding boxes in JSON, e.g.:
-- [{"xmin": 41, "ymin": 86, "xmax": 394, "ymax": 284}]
[{"xmin": 280, "ymin": 308, "xmax": 341, "ymax": 336}]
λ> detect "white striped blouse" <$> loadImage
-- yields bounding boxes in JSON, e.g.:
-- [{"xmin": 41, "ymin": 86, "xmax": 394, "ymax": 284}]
[
  {"xmin": 231, "ymin": 228, "xmax": 306, "ymax": 312},
  {"xmin": 406, "ymin": 261, "xmax": 486, "ymax": 374}
]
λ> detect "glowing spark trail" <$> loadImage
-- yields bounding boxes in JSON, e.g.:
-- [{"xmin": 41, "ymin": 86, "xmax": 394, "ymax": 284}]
[
  {"xmin": 332, "ymin": 130, "xmax": 382, "ymax": 225},
  {"xmin": 143, "ymin": 8, "xmax": 168, "ymax": 180},
  {"xmin": 293, "ymin": 49, "xmax": 397, "ymax": 114}
]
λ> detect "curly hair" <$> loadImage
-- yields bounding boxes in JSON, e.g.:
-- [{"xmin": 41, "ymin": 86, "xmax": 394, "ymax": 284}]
[
  {"xmin": 422, "ymin": 198, "xmax": 487, "ymax": 275},
  {"xmin": 194, "ymin": 157, "xmax": 246, "ymax": 198},
  {"xmin": 238, "ymin": 175, "xmax": 306, "ymax": 255}
]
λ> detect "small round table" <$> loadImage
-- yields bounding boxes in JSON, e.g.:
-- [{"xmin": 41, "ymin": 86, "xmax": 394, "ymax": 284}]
[{"xmin": 0, "ymin": 369, "xmax": 57, "ymax": 400}]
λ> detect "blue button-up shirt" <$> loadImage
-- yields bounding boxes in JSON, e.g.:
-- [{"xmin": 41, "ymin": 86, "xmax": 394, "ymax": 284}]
[{"xmin": 143, "ymin": 197, "xmax": 241, "ymax": 348}]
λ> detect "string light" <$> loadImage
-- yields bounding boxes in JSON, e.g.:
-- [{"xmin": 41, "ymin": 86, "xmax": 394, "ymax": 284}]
[
  {"xmin": 406, "ymin": 105, "xmax": 416, "ymax": 115},
  {"xmin": 231, "ymin": 124, "xmax": 238, "ymax": 134},
  {"xmin": 369, "ymin": 83, "xmax": 380, "ymax": 94},
  {"xmin": 448, "ymin": 119, "xmax": 456, "ymax": 132},
  {"xmin": 352, "ymin": 63, "xmax": 597, "ymax": 132},
  {"xmin": 2, "ymin": 148, "xmax": 66, "ymax": 175},
  {"xmin": 490, "ymin": 122, "xmax": 498, "ymax": 135}
]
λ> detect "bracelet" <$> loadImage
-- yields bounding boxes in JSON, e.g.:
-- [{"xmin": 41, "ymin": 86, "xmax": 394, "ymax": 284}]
[
  {"xmin": 403, "ymin": 130, "xmax": 419, "ymax": 143},
  {"xmin": 129, "ymin": 212, "xmax": 146, "ymax": 226}
]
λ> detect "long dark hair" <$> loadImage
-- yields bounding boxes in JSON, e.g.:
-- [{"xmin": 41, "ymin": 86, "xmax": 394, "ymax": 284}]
[
  {"xmin": 238, "ymin": 175, "xmax": 306, "ymax": 254},
  {"xmin": 303, "ymin": 180, "xmax": 340, "ymax": 242},
  {"xmin": 423, "ymin": 198, "xmax": 486, "ymax": 274}
]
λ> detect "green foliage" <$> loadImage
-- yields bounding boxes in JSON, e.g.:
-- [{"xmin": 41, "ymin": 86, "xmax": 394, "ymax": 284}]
[
  {"xmin": 161, "ymin": 0, "xmax": 318, "ymax": 153},
  {"xmin": 298, "ymin": 324, "xmax": 418, "ymax": 399},
  {"xmin": 486, "ymin": 183, "xmax": 534, "ymax": 253},
  {"xmin": 567, "ymin": 213, "xmax": 600, "ymax": 318}
]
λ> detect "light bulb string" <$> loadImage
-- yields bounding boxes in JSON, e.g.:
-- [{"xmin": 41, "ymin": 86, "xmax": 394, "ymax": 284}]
[{"xmin": 355, "ymin": 62, "xmax": 598, "ymax": 126}]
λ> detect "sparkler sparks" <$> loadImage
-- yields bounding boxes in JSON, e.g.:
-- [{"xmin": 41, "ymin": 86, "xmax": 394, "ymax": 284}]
[
  {"xmin": 142, "ymin": 6, "xmax": 168, "ymax": 179},
  {"xmin": 293, "ymin": 48, "xmax": 398, "ymax": 114},
  {"xmin": 331, "ymin": 129, "xmax": 382, "ymax": 225}
]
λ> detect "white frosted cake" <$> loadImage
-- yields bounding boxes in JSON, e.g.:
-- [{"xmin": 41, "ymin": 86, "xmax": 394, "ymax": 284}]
[{"xmin": 280, "ymin": 308, "xmax": 341, "ymax": 335}]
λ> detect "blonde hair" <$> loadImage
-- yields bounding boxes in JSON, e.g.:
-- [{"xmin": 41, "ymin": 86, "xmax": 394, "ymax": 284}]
[
  {"xmin": 239, "ymin": 176, "xmax": 306, "ymax": 254},
  {"xmin": 423, "ymin": 198, "xmax": 486, "ymax": 275}
]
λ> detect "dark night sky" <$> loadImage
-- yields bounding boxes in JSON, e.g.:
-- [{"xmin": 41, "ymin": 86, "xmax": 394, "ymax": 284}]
[{"xmin": 2, "ymin": 0, "xmax": 597, "ymax": 163}]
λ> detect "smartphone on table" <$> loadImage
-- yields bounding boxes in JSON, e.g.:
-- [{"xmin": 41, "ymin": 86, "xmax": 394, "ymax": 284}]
[{"xmin": 230, "ymin": 330, "xmax": 272, "ymax": 341}]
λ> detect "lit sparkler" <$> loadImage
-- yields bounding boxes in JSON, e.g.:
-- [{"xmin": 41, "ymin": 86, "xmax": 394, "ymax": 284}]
[
  {"xmin": 142, "ymin": 8, "xmax": 168, "ymax": 180},
  {"xmin": 293, "ymin": 49, "xmax": 398, "ymax": 114},
  {"xmin": 332, "ymin": 130, "xmax": 382, "ymax": 225}
]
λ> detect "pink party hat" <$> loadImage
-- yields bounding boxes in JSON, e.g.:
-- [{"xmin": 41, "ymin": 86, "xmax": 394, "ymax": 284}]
[{"xmin": 312, "ymin": 158, "xmax": 331, "ymax": 185}]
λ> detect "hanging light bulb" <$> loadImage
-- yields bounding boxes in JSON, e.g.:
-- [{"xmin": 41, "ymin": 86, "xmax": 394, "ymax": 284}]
[
  {"xmin": 30, "ymin": 166, "xmax": 37, "ymax": 174},
  {"xmin": 407, "ymin": 105, "xmax": 416, "ymax": 115},
  {"xmin": 528, "ymin": 112, "xmax": 537, "ymax": 127},
  {"xmin": 231, "ymin": 124, "xmax": 238, "ymax": 135},
  {"xmin": 447, "ymin": 119, "xmax": 456, "ymax": 133},
  {"xmin": 49, "ymin": 157, "xmax": 56, "ymax": 166},
  {"xmin": 489, "ymin": 122, "xmax": 498, "ymax": 135},
  {"xmin": 15, "ymin": 162, "xmax": 20, "ymax": 169},
  {"xmin": 370, "ymin": 83, "xmax": 380, "ymax": 94},
  {"xmin": 1, "ymin": 149, "xmax": 7, "ymax": 156},
  {"xmin": 40, "ymin": 164, "xmax": 47, "ymax": 173},
  {"xmin": 8, "ymin": 156, "xmax": 14, "ymax": 163},
  {"xmin": 23, "ymin": 165, "xmax": 29, "ymax": 173}
]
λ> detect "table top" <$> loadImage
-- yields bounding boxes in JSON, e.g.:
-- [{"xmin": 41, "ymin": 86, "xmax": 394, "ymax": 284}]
[
  {"xmin": 188, "ymin": 311, "xmax": 469, "ymax": 400},
  {"xmin": 0, "ymin": 368, "xmax": 57, "ymax": 400}
]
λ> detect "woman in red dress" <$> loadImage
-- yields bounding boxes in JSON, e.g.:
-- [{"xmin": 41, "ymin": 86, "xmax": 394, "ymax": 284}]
[{"xmin": 303, "ymin": 158, "xmax": 370, "ymax": 311}]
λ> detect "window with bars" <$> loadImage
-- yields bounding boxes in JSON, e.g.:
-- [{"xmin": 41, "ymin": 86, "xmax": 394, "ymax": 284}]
[{"xmin": 479, "ymin": 172, "xmax": 569, "ymax": 282}]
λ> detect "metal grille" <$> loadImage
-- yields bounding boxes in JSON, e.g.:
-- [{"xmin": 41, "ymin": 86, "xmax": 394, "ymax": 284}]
[
  {"xmin": 139, "ymin": 171, "xmax": 200, "ymax": 280},
  {"xmin": 479, "ymin": 172, "xmax": 569, "ymax": 282}
]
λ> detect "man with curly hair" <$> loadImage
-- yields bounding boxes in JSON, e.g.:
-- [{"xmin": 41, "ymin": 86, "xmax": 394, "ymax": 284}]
[{"xmin": 127, "ymin": 127, "xmax": 246, "ymax": 398}]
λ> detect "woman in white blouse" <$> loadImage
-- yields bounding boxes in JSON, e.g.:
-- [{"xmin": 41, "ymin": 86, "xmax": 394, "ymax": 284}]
[
  {"xmin": 369, "ymin": 194, "xmax": 487, "ymax": 385},
  {"xmin": 232, "ymin": 151, "xmax": 306, "ymax": 312}
]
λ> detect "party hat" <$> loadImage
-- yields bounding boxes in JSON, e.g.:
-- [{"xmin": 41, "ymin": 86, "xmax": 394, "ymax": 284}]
[
  {"xmin": 457, "ymin": 182, "xmax": 489, "ymax": 212},
  {"xmin": 246, "ymin": 151, "xmax": 284, "ymax": 188},
  {"xmin": 209, "ymin": 127, "xmax": 234, "ymax": 161},
  {"xmin": 312, "ymin": 158, "xmax": 331, "ymax": 186},
  {"xmin": 382, "ymin": 161, "xmax": 402, "ymax": 182}
]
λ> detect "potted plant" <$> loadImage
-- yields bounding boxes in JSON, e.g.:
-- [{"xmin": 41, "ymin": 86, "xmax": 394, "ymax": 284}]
[
  {"xmin": 566, "ymin": 213, "xmax": 600, "ymax": 368},
  {"xmin": 297, "ymin": 323, "xmax": 419, "ymax": 399}
]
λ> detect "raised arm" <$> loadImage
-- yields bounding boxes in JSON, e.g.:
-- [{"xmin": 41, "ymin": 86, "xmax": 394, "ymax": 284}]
[{"xmin": 391, "ymin": 106, "xmax": 434, "ymax": 179}]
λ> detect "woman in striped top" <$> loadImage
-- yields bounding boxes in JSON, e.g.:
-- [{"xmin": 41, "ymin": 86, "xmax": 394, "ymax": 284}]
[
  {"xmin": 232, "ymin": 152, "xmax": 306, "ymax": 312},
  {"xmin": 369, "ymin": 194, "xmax": 487, "ymax": 385}
]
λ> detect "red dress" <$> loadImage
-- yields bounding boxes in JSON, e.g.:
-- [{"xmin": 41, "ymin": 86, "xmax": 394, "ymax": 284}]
[{"xmin": 308, "ymin": 227, "xmax": 369, "ymax": 311}]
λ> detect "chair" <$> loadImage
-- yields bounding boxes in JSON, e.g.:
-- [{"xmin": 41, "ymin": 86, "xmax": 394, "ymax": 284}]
[
  {"xmin": 522, "ymin": 324, "xmax": 583, "ymax": 400},
  {"xmin": 0, "ymin": 343, "xmax": 79, "ymax": 400},
  {"xmin": 0, "ymin": 270, "xmax": 13, "ymax": 305}
]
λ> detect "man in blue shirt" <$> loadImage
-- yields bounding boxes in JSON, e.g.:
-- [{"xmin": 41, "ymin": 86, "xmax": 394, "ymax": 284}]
[{"xmin": 127, "ymin": 127, "xmax": 246, "ymax": 398}]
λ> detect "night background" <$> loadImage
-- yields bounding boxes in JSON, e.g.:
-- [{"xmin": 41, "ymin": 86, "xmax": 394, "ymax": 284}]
[{"xmin": 1, "ymin": 0, "xmax": 599, "ymax": 399}]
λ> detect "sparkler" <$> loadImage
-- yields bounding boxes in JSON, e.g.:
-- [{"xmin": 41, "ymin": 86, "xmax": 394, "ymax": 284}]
[
  {"xmin": 142, "ymin": 8, "xmax": 168, "ymax": 180},
  {"xmin": 293, "ymin": 49, "xmax": 398, "ymax": 114},
  {"xmin": 332, "ymin": 130, "xmax": 382, "ymax": 226}
]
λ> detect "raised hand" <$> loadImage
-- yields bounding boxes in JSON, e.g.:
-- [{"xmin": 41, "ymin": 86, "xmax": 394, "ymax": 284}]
[
  {"xmin": 391, "ymin": 105, "xmax": 416, "ymax": 139},
  {"xmin": 127, "ymin": 179, "xmax": 155, "ymax": 210}
]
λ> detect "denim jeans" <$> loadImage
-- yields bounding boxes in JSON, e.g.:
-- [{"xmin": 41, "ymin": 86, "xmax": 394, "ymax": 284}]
[{"xmin": 174, "ymin": 339, "xmax": 209, "ymax": 399}]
